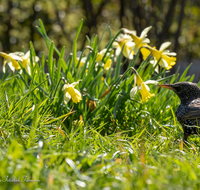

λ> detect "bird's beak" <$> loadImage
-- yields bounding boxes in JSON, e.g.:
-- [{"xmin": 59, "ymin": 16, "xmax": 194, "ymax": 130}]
[{"xmin": 157, "ymin": 84, "xmax": 174, "ymax": 90}]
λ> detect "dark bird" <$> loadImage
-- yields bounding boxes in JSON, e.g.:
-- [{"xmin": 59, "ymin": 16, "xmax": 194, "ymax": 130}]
[{"xmin": 158, "ymin": 82, "xmax": 200, "ymax": 143}]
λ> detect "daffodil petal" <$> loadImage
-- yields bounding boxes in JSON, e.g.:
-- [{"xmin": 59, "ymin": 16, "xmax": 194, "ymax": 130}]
[
  {"xmin": 144, "ymin": 84, "xmax": 150, "ymax": 91},
  {"xmin": 159, "ymin": 58, "xmax": 168, "ymax": 68},
  {"xmin": 71, "ymin": 89, "xmax": 82, "ymax": 104},
  {"xmin": 155, "ymin": 65, "xmax": 159, "ymax": 73},
  {"xmin": 141, "ymin": 47, "xmax": 152, "ymax": 60},
  {"xmin": 144, "ymin": 80, "xmax": 159, "ymax": 85},
  {"xmin": 130, "ymin": 86, "xmax": 139, "ymax": 98},
  {"xmin": 142, "ymin": 38, "xmax": 150, "ymax": 44},
  {"xmin": 24, "ymin": 51, "xmax": 30, "ymax": 59},
  {"xmin": 115, "ymin": 47, "xmax": 121, "ymax": 57},
  {"xmin": 140, "ymin": 26, "xmax": 152, "ymax": 39},
  {"xmin": 64, "ymin": 92, "xmax": 71, "ymax": 104},
  {"xmin": 140, "ymin": 83, "xmax": 154, "ymax": 102},
  {"xmin": 112, "ymin": 41, "xmax": 119, "ymax": 48},
  {"xmin": 7, "ymin": 61, "xmax": 16, "ymax": 72},
  {"xmin": 150, "ymin": 59, "xmax": 157, "ymax": 67},
  {"xmin": 163, "ymin": 52, "xmax": 177, "ymax": 56},
  {"xmin": 159, "ymin": 42, "xmax": 171, "ymax": 51},
  {"xmin": 104, "ymin": 59, "xmax": 112, "ymax": 70}
]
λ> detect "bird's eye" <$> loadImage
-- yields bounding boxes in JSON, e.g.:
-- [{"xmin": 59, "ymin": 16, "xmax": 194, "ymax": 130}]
[{"xmin": 175, "ymin": 86, "xmax": 182, "ymax": 92}]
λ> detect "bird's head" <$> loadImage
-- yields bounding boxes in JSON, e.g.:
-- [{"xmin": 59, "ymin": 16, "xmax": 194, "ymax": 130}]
[{"xmin": 158, "ymin": 82, "xmax": 200, "ymax": 103}]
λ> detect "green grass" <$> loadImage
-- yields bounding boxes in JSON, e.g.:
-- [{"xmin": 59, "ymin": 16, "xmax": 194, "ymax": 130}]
[{"xmin": 0, "ymin": 20, "xmax": 200, "ymax": 190}]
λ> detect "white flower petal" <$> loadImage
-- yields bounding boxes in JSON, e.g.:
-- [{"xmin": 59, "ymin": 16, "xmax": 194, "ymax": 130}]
[
  {"xmin": 159, "ymin": 58, "xmax": 168, "ymax": 68},
  {"xmin": 155, "ymin": 65, "xmax": 159, "ymax": 73},
  {"xmin": 144, "ymin": 80, "xmax": 159, "ymax": 85},
  {"xmin": 9, "ymin": 54, "xmax": 23, "ymax": 62},
  {"xmin": 130, "ymin": 86, "xmax": 139, "ymax": 98},
  {"xmin": 140, "ymin": 26, "xmax": 152, "ymax": 39},
  {"xmin": 115, "ymin": 47, "xmax": 121, "ymax": 57},
  {"xmin": 124, "ymin": 45, "xmax": 133, "ymax": 59},
  {"xmin": 142, "ymin": 38, "xmax": 150, "ymax": 44},
  {"xmin": 62, "ymin": 84, "xmax": 69, "ymax": 91},
  {"xmin": 24, "ymin": 51, "xmax": 30, "ymax": 59},
  {"xmin": 27, "ymin": 65, "xmax": 31, "ymax": 75},
  {"xmin": 163, "ymin": 52, "xmax": 177, "ymax": 56},
  {"xmin": 64, "ymin": 92, "xmax": 71, "ymax": 104},
  {"xmin": 35, "ymin": 56, "xmax": 40, "ymax": 62},
  {"xmin": 159, "ymin": 42, "xmax": 171, "ymax": 51},
  {"xmin": 130, "ymin": 30, "xmax": 137, "ymax": 36},
  {"xmin": 113, "ymin": 42, "xmax": 120, "ymax": 49},
  {"xmin": 99, "ymin": 49, "xmax": 107, "ymax": 54},
  {"xmin": 74, "ymin": 89, "xmax": 82, "ymax": 97},
  {"xmin": 8, "ymin": 61, "xmax": 16, "ymax": 72},
  {"xmin": 126, "ymin": 41, "xmax": 135, "ymax": 48},
  {"xmin": 150, "ymin": 59, "xmax": 157, "ymax": 67},
  {"xmin": 10, "ymin": 52, "xmax": 25, "ymax": 57}
]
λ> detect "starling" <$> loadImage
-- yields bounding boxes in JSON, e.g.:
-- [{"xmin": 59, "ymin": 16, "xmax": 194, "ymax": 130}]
[{"xmin": 158, "ymin": 82, "xmax": 200, "ymax": 143}]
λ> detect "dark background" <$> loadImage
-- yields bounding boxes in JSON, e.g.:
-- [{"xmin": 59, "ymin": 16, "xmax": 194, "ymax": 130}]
[{"xmin": 1, "ymin": 0, "xmax": 200, "ymax": 80}]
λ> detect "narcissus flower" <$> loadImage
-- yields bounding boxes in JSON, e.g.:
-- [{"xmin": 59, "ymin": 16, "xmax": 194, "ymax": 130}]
[
  {"xmin": 104, "ymin": 58, "xmax": 112, "ymax": 70},
  {"xmin": 96, "ymin": 49, "xmax": 112, "ymax": 70},
  {"xmin": 141, "ymin": 42, "xmax": 176, "ymax": 72},
  {"xmin": 96, "ymin": 49, "xmax": 109, "ymax": 63},
  {"xmin": 130, "ymin": 73, "xmax": 158, "ymax": 102},
  {"xmin": 20, "ymin": 51, "xmax": 39, "ymax": 75},
  {"xmin": 76, "ymin": 56, "xmax": 87, "ymax": 68},
  {"xmin": 123, "ymin": 26, "xmax": 152, "ymax": 55},
  {"xmin": 112, "ymin": 34, "xmax": 135, "ymax": 59},
  {"xmin": 0, "ymin": 51, "xmax": 39, "ymax": 75},
  {"xmin": 0, "ymin": 52, "xmax": 21, "ymax": 72},
  {"xmin": 62, "ymin": 81, "xmax": 82, "ymax": 104}
]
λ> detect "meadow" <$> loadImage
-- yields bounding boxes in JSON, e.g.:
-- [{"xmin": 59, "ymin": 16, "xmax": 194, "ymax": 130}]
[{"xmin": 0, "ymin": 19, "xmax": 200, "ymax": 190}]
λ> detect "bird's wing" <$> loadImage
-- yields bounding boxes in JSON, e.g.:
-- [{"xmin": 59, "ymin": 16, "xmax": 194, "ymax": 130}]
[{"xmin": 181, "ymin": 102, "xmax": 200, "ymax": 120}]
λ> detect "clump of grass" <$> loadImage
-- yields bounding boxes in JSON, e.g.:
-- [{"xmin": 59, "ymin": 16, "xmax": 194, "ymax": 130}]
[{"xmin": 0, "ymin": 19, "xmax": 199, "ymax": 190}]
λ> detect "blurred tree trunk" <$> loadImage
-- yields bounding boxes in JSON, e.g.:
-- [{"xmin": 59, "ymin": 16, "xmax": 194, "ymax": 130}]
[
  {"xmin": 119, "ymin": 0, "xmax": 125, "ymax": 28},
  {"xmin": 174, "ymin": 0, "xmax": 186, "ymax": 53},
  {"xmin": 4, "ymin": 0, "xmax": 12, "ymax": 52},
  {"xmin": 80, "ymin": 0, "xmax": 108, "ymax": 49},
  {"xmin": 158, "ymin": 0, "xmax": 178, "ymax": 42}
]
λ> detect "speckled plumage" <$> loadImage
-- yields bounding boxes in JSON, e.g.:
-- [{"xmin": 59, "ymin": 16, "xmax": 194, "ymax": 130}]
[{"xmin": 158, "ymin": 82, "xmax": 200, "ymax": 142}]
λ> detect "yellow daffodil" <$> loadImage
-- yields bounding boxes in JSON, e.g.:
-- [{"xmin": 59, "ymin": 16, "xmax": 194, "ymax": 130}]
[
  {"xmin": 130, "ymin": 74, "xmax": 158, "ymax": 102},
  {"xmin": 96, "ymin": 49, "xmax": 108, "ymax": 63},
  {"xmin": 104, "ymin": 58, "xmax": 112, "ymax": 70},
  {"xmin": 141, "ymin": 42, "xmax": 176, "ymax": 72},
  {"xmin": 95, "ymin": 49, "xmax": 112, "ymax": 70},
  {"xmin": 0, "ymin": 52, "xmax": 21, "ymax": 72},
  {"xmin": 123, "ymin": 26, "xmax": 152, "ymax": 55},
  {"xmin": 0, "ymin": 51, "xmax": 39, "ymax": 75},
  {"xmin": 112, "ymin": 34, "xmax": 135, "ymax": 59},
  {"xmin": 20, "ymin": 51, "xmax": 39, "ymax": 75},
  {"xmin": 62, "ymin": 81, "xmax": 82, "ymax": 104},
  {"xmin": 76, "ymin": 56, "xmax": 87, "ymax": 68}
]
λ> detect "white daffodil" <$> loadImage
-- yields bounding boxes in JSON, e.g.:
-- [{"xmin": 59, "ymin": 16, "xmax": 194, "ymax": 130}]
[{"xmin": 112, "ymin": 34, "xmax": 135, "ymax": 59}]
